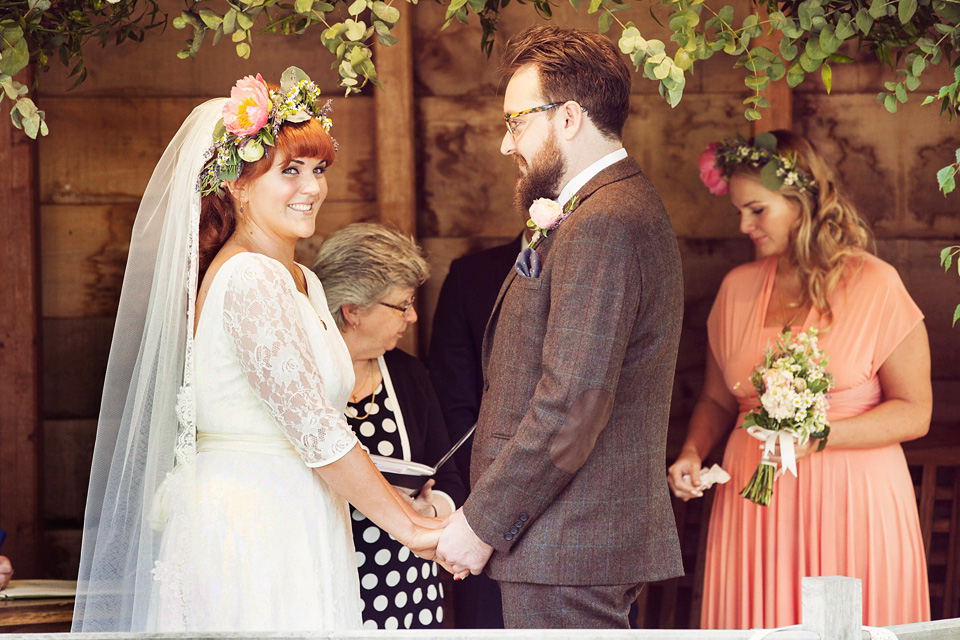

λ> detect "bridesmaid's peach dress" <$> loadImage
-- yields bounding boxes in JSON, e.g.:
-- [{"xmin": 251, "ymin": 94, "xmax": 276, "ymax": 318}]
[{"xmin": 701, "ymin": 253, "xmax": 930, "ymax": 629}]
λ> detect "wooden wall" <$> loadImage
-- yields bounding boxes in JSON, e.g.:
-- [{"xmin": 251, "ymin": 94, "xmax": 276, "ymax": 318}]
[{"xmin": 6, "ymin": 0, "xmax": 959, "ymax": 595}]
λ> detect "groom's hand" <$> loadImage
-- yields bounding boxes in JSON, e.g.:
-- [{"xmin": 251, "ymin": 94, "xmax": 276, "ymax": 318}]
[{"xmin": 436, "ymin": 508, "xmax": 493, "ymax": 576}]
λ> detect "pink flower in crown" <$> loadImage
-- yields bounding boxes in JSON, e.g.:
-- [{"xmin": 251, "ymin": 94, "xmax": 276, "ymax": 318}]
[
  {"xmin": 529, "ymin": 198, "xmax": 564, "ymax": 230},
  {"xmin": 223, "ymin": 74, "xmax": 272, "ymax": 137},
  {"xmin": 698, "ymin": 142, "xmax": 729, "ymax": 196}
]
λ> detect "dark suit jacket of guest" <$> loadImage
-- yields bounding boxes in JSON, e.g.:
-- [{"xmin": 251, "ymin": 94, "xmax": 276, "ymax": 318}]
[
  {"xmin": 428, "ymin": 235, "xmax": 523, "ymax": 488},
  {"xmin": 462, "ymin": 158, "xmax": 684, "ymax": 586},
  {"xmin": 383, "ymin": 348, "xmax": 466, "ymax": 507}
]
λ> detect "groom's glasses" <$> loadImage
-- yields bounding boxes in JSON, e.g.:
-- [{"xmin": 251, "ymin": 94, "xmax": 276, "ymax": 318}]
[
  {"xmin": 378, "ymin": 297, "xmax": 416, "ymax": 316},
  {"xmin": 503, "ymin": 102, "xmax": 588, "ymax": 139},
  {"xmin": 503, "ymin": 103, "xmax": 562, "ymax": 137}
]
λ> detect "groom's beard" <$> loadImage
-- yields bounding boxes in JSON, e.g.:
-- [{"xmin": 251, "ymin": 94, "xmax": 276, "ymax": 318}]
[{"xmin": 514, "ymin": 130, "xmax": 567, "ymax": 213}]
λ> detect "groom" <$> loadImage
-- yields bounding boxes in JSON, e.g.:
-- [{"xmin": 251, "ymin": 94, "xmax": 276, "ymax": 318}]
[{"xmin": 435, "ymin": 26, "xmax": 685, "ymax": 628}]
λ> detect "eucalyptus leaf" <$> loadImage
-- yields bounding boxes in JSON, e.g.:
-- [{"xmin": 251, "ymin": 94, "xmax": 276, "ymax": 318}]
[
  {"xmin": 896, "ymin": 82, "xmax": 908, "ymax": 102},
  {"xmin": 855, "ymin": 8, "xmax": 875, "ymax": 33},
  {"xmin": 598, "ymin": 11, "xmax": 613, "ymax": 33},
  {"xmin": 0, "ymin": 36, "xmax": 27, "ymax": 76},
  {"xmin": 780, "ymin": 39, "xmax": 798, "ymax": 61},
  {"xmin": 760, "ymin": 160, "xmax": 782, "ymax": 190},
  {"xmin": 899, "ymin": 0, "xmax": 918, "ymax": 24},
  {"xmin": 952, "ymin": 304, "xmax": 960, "ymax": 328},
  {"xmin": 907, "ymin": 73, "xmax": 921, "ymax": 91},
  {"xmin": 937, "ymin": 165, "xmax": 956, "ymax": 193},
  {"xmin": 869, "ymin": 0, "xmax": 888, "ymax": 20},
  {"xmin": 821, "ymin": 63, "xmax": 833, "ymax": 93},
  {"xmin": 236, "ymin": 42, "xmax": 251, "ymax": 58},
  {"xmin": 236, "ymin": 12, "xmax": 254, "ymax": 30},
  {"xmin": 371, "ymin": 2, "xmax": 401, "ymax": 24},
  {"xmin": 199, "ymin": 8, "xmax": 223, "ymax": 29},
  {"xmin": 745, "ymin": 108, "xmax": 761, "ymax": 120},
  {"xmin": 345, "ymin": 19, "xmax": 366, "ymax": 41},
  {"xmin": 223, "ymin": 9, "xmax": 237, "ymax": 34},
  {"xmin": 883, "ymin": 92, "xmax": 898, "ymax": 113}
]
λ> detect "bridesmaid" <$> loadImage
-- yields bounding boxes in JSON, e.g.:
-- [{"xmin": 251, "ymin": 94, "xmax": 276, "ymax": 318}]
[{"xmin": 668, "ymin": 130, "xmax": 931, "ymax": 628}]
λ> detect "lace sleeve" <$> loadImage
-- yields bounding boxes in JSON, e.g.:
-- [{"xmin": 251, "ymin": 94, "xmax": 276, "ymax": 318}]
[{"xmin": 221, "ymin": 253, "xmax": 358, "ymax": 467}]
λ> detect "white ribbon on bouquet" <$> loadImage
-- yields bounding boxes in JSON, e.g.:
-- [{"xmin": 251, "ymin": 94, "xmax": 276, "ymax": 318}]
[{"xmin": 745, "ymin": 426, "xmax": 801, "ymax": 479}]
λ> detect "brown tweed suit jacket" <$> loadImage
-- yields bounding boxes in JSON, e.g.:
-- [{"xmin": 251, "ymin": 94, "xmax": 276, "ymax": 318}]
[{"xmin": 462, "ymin": 158, "xmax": 684, "ymax": 586}]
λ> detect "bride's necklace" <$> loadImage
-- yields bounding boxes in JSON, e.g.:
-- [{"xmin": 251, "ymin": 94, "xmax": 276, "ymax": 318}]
[{"xmin": 349, "ymin": 359, "xmax": 379, "ymax": 420}]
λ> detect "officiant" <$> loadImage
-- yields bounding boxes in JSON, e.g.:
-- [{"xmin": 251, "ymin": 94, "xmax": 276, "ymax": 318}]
[{"xmin": 312, "ymin": 223, "xmax": 465, "ymax": 629}]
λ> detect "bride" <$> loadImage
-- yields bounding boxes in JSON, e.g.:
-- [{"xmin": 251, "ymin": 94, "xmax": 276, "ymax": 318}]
[{"xmin": 72, "ymin": 68, "xmax": 444, "ymax": 632}]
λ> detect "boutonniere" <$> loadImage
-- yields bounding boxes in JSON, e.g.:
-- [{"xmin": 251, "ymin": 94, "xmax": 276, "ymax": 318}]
[{"xmin": 526, "ymin": 196, "xmax": 579, "ymax": 247}]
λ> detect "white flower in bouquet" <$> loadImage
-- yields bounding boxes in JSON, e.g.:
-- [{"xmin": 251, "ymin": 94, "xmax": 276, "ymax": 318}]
[{"xmin": 740, "ymin": 329, "xmax": 833, "ymax": 506}]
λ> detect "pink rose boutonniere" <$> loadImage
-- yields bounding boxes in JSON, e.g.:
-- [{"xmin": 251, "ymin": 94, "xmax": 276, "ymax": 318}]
[
  {"xmin": 527, "ymin": 196, "xmax": 579, "ymax": 247},
  {"xmin": 223, "ymin": 74, "xmax": 272, "ymax": 138},
  {"xmin": 698, "ymin": 142, "xmax": 729, "ymax": 196}
]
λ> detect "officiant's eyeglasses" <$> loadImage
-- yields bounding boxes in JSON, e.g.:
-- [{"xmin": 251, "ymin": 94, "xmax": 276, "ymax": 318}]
[{"xmin": 378, "ymin": 297, "xmax": 416, "ymax": 315}]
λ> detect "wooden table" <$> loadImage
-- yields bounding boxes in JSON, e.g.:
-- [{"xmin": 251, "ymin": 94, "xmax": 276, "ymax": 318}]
[{"xmin": 0, "ymin": 598, "xmax": 73, "ymax": 633}]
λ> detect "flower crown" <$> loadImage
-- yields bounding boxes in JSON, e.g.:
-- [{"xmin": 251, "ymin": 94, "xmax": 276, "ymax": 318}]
[
  {"xmin": 698, "ymin": 132, "xmax": 817, "ymax": 197},
  {"xmin": 198, "ymin": 66, "xmax": 335, "ymax": 196}
]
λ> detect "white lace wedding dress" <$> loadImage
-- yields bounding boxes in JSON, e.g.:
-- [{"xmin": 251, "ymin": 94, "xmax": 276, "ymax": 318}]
[{"xmin": 150, "ymin": 252, "xmax": 363, "ymax": 631}]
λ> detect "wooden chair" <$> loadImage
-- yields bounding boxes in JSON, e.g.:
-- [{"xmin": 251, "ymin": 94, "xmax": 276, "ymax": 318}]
[{"xmin": 905, "ymin": 444, "xmax": 960, "ymax": 620}]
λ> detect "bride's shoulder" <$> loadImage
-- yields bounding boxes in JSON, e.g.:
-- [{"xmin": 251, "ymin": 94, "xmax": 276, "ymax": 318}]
[{"xmin": 206, "ymin": 251, "xmax": 286, "ymax": 287}]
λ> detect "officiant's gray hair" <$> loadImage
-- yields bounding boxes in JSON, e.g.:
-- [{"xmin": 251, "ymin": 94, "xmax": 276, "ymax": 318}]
[{"xmin": 312, "ymin": 222, "xmax": 428, "ymax": 330}]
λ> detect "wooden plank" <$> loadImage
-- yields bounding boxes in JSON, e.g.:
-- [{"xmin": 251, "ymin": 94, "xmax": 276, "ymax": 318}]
[
  {"xmin": 375, "ymin": 14, "xmax": 418, "ymax": 354},
  {"xmin": 42, "ymin": 420, "xmax": 97, "ymax": 524},
  {"xmin": 0, "ymin": 599, "xmax": 73, "ymax": 630},
  {"xmin": 38, "ymin": 0, "xmax": 345, "ymax": 97},
  {"xmin": 38, "ymin": 97, "xmax": 376, "ymax": 205},
  {"xmin": 0, "ymin": 67, "xmax": 42, "ymax": 578},
  {"xmin": 41, "ymin": 202, "xmax": 376, "ymax": 319},
  {"xmin": 750, "ymin": 7, "xmax": 792, "ymax": 135},
  {"xmin": 418, "ymin": 94, "xmax": 749, "ymax": 240},
  {"xmin": 41, "ymin": 318, "xmax": 114, "ymax": 419}
]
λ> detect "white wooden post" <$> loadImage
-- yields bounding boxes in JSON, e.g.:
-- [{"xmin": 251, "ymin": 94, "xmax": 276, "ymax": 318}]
[{"xmin": 802, "ymin": 576, "xmax": 862, "ymax": 640}]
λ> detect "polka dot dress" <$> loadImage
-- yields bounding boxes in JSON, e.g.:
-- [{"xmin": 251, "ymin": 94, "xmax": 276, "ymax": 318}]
[{"xmin": 346, "ymin": 377, "xmax": 445, "ymax": 630}]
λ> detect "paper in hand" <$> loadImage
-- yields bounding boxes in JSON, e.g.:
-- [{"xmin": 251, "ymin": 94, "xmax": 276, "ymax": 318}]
[{"xmin": 694, "ymin": 464, "xmax": 730, "ymax": 491}]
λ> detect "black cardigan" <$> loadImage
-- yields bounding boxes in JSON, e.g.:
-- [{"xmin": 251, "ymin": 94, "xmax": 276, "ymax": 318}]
[{"xmin": 382, "ymin": 348, "xmax": 466, "ymax": 507}]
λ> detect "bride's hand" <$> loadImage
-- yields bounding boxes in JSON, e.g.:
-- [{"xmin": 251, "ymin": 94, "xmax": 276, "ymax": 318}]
[{"xmin": 403, "ymin": 524, "xmax": 442, "ymax": 561}]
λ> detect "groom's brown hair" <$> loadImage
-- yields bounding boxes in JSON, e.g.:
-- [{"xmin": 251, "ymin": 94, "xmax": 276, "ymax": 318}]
[{"xmin": 501, "ymin": 26, "xmax": 631, "ymax": 141}]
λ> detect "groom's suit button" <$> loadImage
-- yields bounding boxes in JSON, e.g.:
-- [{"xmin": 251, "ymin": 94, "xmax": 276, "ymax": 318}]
[
  {"xmin": 514, "ymin": 519, "xmax": 523, "ymax": 528},
  {"xmin": 504, "ymin": 533, "xmax": 514, "ymax": 541},
  {"xmin": 519, "ymin": 512, "xmax": 529, "ymax": 521},
  {"xmin": 509, "ymin": 526, "xmax": 519, "ymax": 534}
]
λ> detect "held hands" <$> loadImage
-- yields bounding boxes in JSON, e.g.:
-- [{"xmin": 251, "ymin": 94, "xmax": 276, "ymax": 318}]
[{"xmin": 435, "ymin": 508, "xmax": 493, "ymax": 581}]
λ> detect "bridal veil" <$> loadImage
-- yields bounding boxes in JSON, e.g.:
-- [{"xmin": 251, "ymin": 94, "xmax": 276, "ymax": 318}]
[{"xmin": 72, "ymin": 99, "xmax": 225, "ymax": 632}]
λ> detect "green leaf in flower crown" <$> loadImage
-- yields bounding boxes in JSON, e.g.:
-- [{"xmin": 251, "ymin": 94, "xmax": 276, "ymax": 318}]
[
  {"xmin": 280, "ymin": 66, "xmax": 311, "ymax": 93},
  {"xmin": 760, "ymin": 160, "xmax": 783, "ymax": 191},
  {"xmin": 754, "ymin": 131, "xmax": 777, "ymax": 152}
]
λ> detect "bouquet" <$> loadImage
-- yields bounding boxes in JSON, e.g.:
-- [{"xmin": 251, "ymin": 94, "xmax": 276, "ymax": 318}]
[{"xmin": 740, "ymin": 329, "xmax": 833, "ymax": 506}]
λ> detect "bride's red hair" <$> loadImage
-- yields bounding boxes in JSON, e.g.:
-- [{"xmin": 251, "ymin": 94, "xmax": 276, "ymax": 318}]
[{"xmin": 197, "ymin": 114, "xmax": 336, "ymax": 281}]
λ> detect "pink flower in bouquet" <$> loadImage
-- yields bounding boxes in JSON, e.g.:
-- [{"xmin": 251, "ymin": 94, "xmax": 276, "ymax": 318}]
[
  {"xmin": 529, "ymin": 198, "xmax": 564, "ymax": 230},
  {"xmin": 223, "ymin": 74, "xmax": 271, "ymax": 137},
  {"xmin": 698, "ymin": 143, "xmax": 729, "ymax": 196}
]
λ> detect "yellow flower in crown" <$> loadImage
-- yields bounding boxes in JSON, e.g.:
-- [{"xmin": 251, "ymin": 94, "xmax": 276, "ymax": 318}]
[{"xmin": 223, "ymin": 74, "xmax": 272, "ymax": 137}]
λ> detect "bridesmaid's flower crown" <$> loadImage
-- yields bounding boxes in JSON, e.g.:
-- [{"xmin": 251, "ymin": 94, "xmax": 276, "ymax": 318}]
[
  {"xmin": 698, "ymin": 132, "xmax": 818, "ymax": 197},
  {"xmin": 198, "ymin": 66, "xmax": 335, "ymax": 196}
]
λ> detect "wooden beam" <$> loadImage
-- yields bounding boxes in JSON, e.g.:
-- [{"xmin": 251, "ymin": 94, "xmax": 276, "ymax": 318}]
[
  {"xmin": 0, "ymin": 67, "xmax": 42, "ymax": 577},
  {"xmin": 374, "ymin": 11, "xmax": 416, "ymax": 237},
  {"xmin": 374, "ymin": 13, "xmax": 418, "ymax": 354},
  {"xmin": 751, "ymin": 4, "xmax": 793, "ymax": 135}
]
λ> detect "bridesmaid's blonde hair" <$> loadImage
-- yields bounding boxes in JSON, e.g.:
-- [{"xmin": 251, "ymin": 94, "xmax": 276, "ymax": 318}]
[{"xmin": 733, "ymin": 130, "xmax": 872, "ymax": 323}]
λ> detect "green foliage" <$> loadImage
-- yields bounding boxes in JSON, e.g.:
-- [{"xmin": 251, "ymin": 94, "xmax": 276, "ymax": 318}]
[
  {"xmin": 942, "ymin": 245, "xmax": 960, "ymax": 325},
  {"xmin": 0, "ymin": 0, "xmax": 164, "ymax": 138}
]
